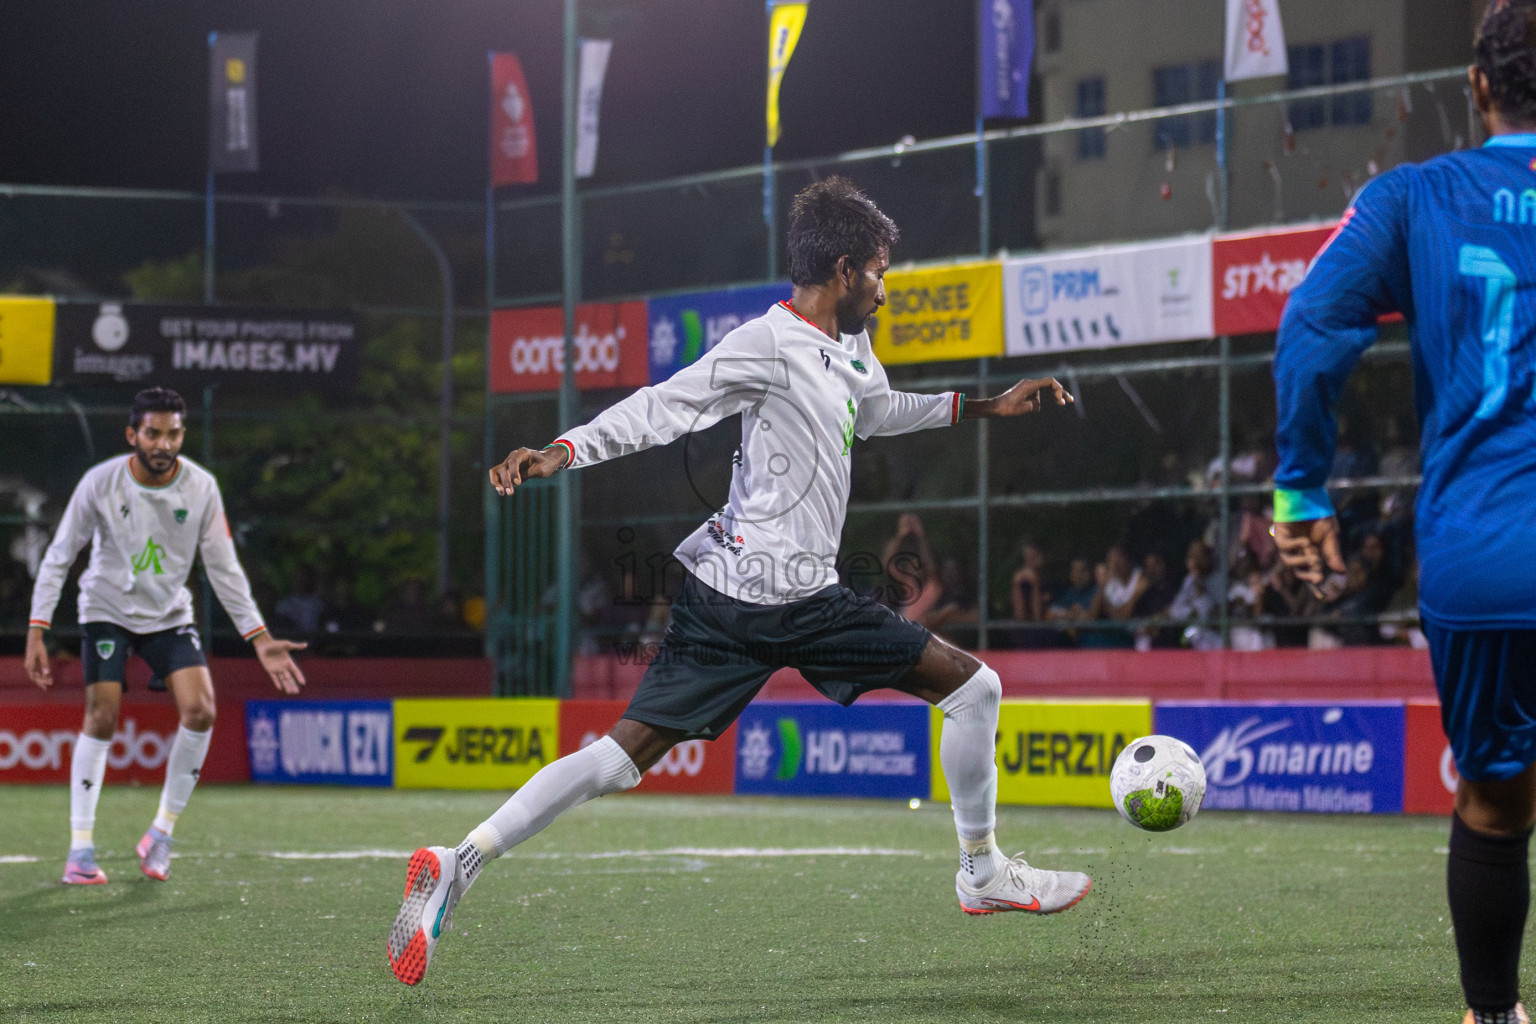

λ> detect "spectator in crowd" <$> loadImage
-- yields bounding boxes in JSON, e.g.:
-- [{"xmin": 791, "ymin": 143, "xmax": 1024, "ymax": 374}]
[
  {"xmin": 1010, "ymin": 541, "xmax": 1051, "ymax": 624},
  {"xmin": 1084, "ymin": 545, "xmax": 1142, "ymax": 648},
  {"xmin": 881, "ymin": 513, "xmax": 942, "ymax": 623},
  {"xmin": 1226, "ymin": 553, "xmax": 1273, "ymax": 651},
  {"xmin": 1260, "ymin": 561, "xmax": 1315, "ymax": 648},
  {"xmin": 274, "ymin": 566, "xmax": 326, "ymax": 638},
  {"xmin": 1233, "ymin": 494, "xmax": 1278, "ymax": 570},
  {"xmin": 1166, "ymin": 540, "xmax": 1223, "ymax": 650},
  {"xmin": 384, "ymin": 578, "xmax": 434, "ymax": 634},
  {"xmin": 923, "ymin": 557, "xmax": 978, "ymax": 640},
  {"xmin": 1047, "ymin": 557, "xmax": 1098, "ymax": 646},
  {"xmin": 1131, "ymin": 551, "xmax": 1177, "ymax": 650}
]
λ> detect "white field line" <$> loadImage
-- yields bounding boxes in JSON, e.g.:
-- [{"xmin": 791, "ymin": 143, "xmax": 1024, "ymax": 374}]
[
  {"xmin": 0, "ymin": 855, "xmax": 39, "ymax": 864},
  {"xmin": 264, "ymin": 846, "xmax": 920, "ymax": 861}
]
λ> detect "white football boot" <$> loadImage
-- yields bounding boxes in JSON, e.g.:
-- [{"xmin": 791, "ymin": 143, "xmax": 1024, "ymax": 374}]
[
  {"xmin": 388, "ymin": 846, "xmax": 464, "ymax": 985},
  {"xmin": 956, "ymin": 854, "xmax": 1091, "ymax": 915}
]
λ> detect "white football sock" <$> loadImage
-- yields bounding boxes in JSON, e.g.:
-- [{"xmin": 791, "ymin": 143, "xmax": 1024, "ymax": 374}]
[
  {"xmin": 937, "ymin": 664, "xmax": 1008, "ymax": 886},
  {"xmin": 463, "ymin": 736, "xmax": 640, "ymax": 872},
  {"xmin": 69, "ymin": 734, "xmax": 111, "ymax": 851},
  {"xmin": 153, "ymin": 726, "xmax": 212, "ymax": 836}
]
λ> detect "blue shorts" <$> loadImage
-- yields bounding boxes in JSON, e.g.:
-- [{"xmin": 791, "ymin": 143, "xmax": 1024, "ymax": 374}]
[
  {"xmin": 624, "ymin": 573, "xmax": 932, "ymax": 740},
  {"xmin": 1425, "ymin": 620, "xmax": 1536, "ymax": 782}
]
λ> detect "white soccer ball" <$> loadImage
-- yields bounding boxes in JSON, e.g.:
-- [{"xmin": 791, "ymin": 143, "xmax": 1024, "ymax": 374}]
[{"xmin": 1109, "ymin": 734, "xmax": 1207, "ymax": 832}]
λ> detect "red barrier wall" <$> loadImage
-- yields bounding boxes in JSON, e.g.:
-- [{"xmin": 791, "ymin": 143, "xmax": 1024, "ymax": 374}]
[{"xmin": 572, "ymin": 647, "xmax": 1436, "ymax": 703}]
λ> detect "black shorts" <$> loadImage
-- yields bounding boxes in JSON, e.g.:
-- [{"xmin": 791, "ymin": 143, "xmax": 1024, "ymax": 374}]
[
  {"xmin": 82, "ymin": 621, "xmax": 206, "ymax": 689},
  {"xmin": 624, "ymin": 573, "xmax": 932, "ymax": 740}
]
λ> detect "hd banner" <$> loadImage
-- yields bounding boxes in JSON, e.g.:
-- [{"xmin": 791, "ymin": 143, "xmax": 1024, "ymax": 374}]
[
  {"xmin": 938, "ymin": 700, "xmax": 1150, "ymax": 808},
  {"xmin": 50, "ymin": 301, "xmax": 358, "ymax": 393},
  {"xmin": 0, "ymin": 297, "xmax": 55, "ymax": 385},
  {"xmin": 869, "ymin": 261, "xmax": 1004, "ymax": 366},
  {"xmin": 393, "ymin": 698, "xmax": 559, "ymax": 790},
  {"xmin": 245, "ymin": 700, "xmax": 393, "ymax": 787},
  {"xmin": 490, "ymin": 301, "xmax": 648, "ymax": 393},
  {"xmin": 560, "ymin": 700, "xmax": 737, "ymax": 794},
  {"xmin": 1156, "ymin": 701, "xmax": 1405, "ymax": 814},
  {"xmin": 647, "ymin": 283, "xmax": 788, "ymax": 383},
  {"xmin": 734, "ymin": 701, "xmax": 929, "ymax": 799},
  {"xmin": 1002, "ymin": 237, "xmax": 1213, "ymax": 354}
]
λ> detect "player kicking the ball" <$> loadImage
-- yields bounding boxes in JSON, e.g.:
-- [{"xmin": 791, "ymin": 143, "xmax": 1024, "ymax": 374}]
[
  {"xmin": 26, "ymin": 387, "xmax": 306, "ymax": 884},
  {"xmin": 1274, "ymin": 5, "xmax": 1536, "ymax": 1021},
  {"xmin": 387, "ymin": 176, "xmax": 1089, "ymax": 986}
]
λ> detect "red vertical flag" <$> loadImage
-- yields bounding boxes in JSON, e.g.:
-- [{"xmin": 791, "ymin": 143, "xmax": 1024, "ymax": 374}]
[{"xmin": 490, "ymin": 52, "xmax": 538, "ymax": 186}]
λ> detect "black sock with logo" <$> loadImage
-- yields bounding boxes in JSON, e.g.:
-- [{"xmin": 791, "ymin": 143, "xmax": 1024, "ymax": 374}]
[{"xmin": 1448, "ymin": 812, "xmax": 1531, "ymax": 1016}]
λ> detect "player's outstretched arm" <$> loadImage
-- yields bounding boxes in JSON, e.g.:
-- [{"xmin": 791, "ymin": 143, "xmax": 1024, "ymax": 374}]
[
  {"xmin": 489, "ymin": 444, "xmax": 568, "ymax": 497},
  {"xmin": 24, "ymin": 627, "xmax": 53, "ymax": 690},
  {"xmin": 963, "ymin": 377, "xmax": 1074, "ymax": 418},
  {"xmin": 252, "ymin": 631, "xmax": 307, "ymax": 695}
]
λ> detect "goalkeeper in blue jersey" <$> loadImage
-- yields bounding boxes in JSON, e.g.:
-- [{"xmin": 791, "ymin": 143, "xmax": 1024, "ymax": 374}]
[{"xmin": 1273, "ymin": 5, "xmax": 1536, "ymax": 1022}]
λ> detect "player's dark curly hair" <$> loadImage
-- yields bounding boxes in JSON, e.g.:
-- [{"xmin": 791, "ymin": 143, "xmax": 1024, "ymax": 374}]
[
  {"xmin": 130, "ymin": 387, "xmax": 186, "ymax": 428},
  {"xmin": 787, "ymin": 176, "xmax": 899, "ymax": 287},
  {"xmin": 1476, "ymin": 0, "xmax": 1536, "ymax": 126}
]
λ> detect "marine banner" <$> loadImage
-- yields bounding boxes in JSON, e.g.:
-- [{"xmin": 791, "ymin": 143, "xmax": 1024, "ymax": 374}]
[
  {"xmin": 933, "ymin": 700, "xmax": 1150, "ymax": 808},
  {"xmin": 1002, "ymin": 237, "xmax": 1213, "ymax": 354},
  {"xmin": 734, "ymin": 701, "xmax": 929, "ymax": 799},
  {"xmin": 490, "ymin": 301, "xmax": 648, "ymax": 393},
  {"xmin": 869, "ymin": 261, "xmax": 1004, "ymax": 365},
  {"xmin": 560, "ymin": 700, "xmax": 736, "ymax": 794},
  {"xmin": 1403, "ymin": 699, "xmax": 1455, "ymax": 815},
  {"xmin": 393, "ymin": 698, "xmax": 559, "ymax": 790},
  {"xmin": 0, "ymin": 297, "xmax": 55, "ymax": 384},
  {"xmin": 647, "ymin": 283, "xmax": 788, "ymax": 383},
  {"xmin": 245, "ymin": 700, "xmax": 393, "ymax": 787},
  {"xmin": 50, "ymin": 301, "xmax": 359, "ymax": 394},
  {"xmin": 1155, "ymin": 701, "xmax": 1405, "ymax": 814}
]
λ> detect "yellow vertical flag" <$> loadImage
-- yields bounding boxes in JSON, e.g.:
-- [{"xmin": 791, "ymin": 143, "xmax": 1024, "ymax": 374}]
[
  {"xmin": 0, "ymin": 297, "xmax": 56, "ymax": 385},
  {"xmin": 766, "ymin": 1, "xmax": 808, "ymax": 148}
]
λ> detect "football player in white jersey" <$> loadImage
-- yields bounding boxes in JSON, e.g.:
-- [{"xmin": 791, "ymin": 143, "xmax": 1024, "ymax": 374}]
[
  {"xmin": 25, "ymin": 387, "xmax": 306, "ymax": 884},
  {"xmin": 389, "ymin": 178, "xmax": 1085, "ymax": 985}
]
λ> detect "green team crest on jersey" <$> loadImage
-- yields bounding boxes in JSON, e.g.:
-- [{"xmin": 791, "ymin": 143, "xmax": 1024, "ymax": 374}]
[
  {"xmin": 95, "ymin": 639, "xmax": 115, "ymax": 660},
  {"xmin": 174, "ymin": 508, "xmax": 188, "ymax": 524},
  {"xmin": 132, "ymin": 537, "xmax": 167, "ymax": 575},
  {"xmin": 840, "ymin": 399, "xmax": 856, "ymax": 456}
]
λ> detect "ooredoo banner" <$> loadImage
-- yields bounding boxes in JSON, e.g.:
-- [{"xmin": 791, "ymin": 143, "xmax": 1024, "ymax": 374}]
[
  {"xmin": 1211, "ymin": 223, "xmax": 1334, "ymax": 336},
  {"xmin": 1404, "ymin": 699, "xmax": 1455, "ymax": 815},
  {"xmin": 951, "ymin": 700, "xmax": 1150, "ymax": 808},
  {"xmin": 394, "ymin": 698, "xmax": 559, "ymax": 790},
  {"xmin": 1003, "ymin": 237, "xmax": 1213, "ymax": 354},
  {"xmin": 1156, "ymin": 701, "xmax": 1405, "ymax": 814},
  {"xmin": 869, "ymin": 261, "xmax": 1004, "ymax": 365},
  {"xmin": 490, "ymin": 301, "xmax": 648, "ymax": 393},
  {"xmin": 0, "ymin": 700, "xmax": 247, "ymax": 784},
  {"xmin": 734, "ymin": 701, "xmax": 929, "ymax": 799},
  {"xmin": 246, "ymin": 700, "xmax": 393, "ymax": 787},
  {"xmin": 559, "ymin": 699, "xmax": 736, "ymax": 794},
  {"xmin": 647, "ymin": 283, "xmax": 788, "ymax": 384}
]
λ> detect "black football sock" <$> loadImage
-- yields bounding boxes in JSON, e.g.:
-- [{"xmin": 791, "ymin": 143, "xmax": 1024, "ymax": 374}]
[{"xmin": 1448, "ymin": 811, "xmax": 1531, "ymax": 1017}]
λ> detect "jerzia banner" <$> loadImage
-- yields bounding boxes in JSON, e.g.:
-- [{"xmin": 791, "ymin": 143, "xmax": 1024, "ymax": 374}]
[{"xmin": 51, "ymin": 301, "xmax": 358, "ymax": 394}]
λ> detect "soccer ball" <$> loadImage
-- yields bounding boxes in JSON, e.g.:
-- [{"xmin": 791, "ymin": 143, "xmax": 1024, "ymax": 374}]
[{"xmin": 1109, "ymin": 735, "xmax": 1206, "ymax": 832}]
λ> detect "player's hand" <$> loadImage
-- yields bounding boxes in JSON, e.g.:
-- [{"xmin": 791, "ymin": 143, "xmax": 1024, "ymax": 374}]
[
  {"xmin": 253, "ymin": 633, "xmax": 307, "ymax": 695},
  {"xmin": 982, "ymin": 377, "xmax": 1074, "ymax": 417},
  {"xmin": 490, "ymin": 445, "xmax": 568, "ymax": 497},
  {"xmin": 24, "ymin": 627, "xmax": 53, "ymax": 690},
  {"xmin": 1273, "ymin": 517, "xmax": 1346, "ymax": 591}
]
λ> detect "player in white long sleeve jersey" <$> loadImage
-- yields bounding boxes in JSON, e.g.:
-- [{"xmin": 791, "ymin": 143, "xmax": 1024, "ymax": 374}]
[
  {"xmin": 25, "ymin": 387, "xmax": 306, "ymax": 884},
  {"xmin": 388, "ymin": 177, "xmax": 1089, "ymax": 985}
]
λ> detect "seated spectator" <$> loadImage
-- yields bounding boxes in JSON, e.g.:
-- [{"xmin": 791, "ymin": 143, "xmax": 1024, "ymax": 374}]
[
  {"xmin": 1010, "ymin": 541, "xmax": 1051, "ymax": 623},
  {"xmin": 1084, "ymin": 546, "xmax": 1141, "ymax": 649},
  {"xmin": 1260, "ymin": 562, "xmax": 1315, "ymax": 648},
  {"xmin": 1167, "ymin": 540, "xmax": 1223, "ymax": 651},
  {"xmin": 274, "ymin": 566, "xmax": 326, "ymax": 637},
  {"xmin": 1047, "ymin": 557, "xmax": 1098, "ymax": 645},
  {"xmin": 881, "ymin": 513, "xmax": 941, "ymax": 623},
  {"xmin": 1226, "ymin": 554, "xmax": 1273, "ymax": 651},
  {"xmin": 923, "ymin": 557, "xmax": 978, "ymax": 640},
  {"xmin": 1132, "ymin": 551, "xmax": 1177, "ymax": 650},
  {"xmin": 1233, "ymin": 495, "xmax": 1278, "ymax": 570}
]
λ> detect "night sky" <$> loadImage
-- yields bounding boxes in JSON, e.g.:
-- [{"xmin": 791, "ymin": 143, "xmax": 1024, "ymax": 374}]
[{"xmin": 0, "ymin": 1, "xmax": 980, "ymax": 201}]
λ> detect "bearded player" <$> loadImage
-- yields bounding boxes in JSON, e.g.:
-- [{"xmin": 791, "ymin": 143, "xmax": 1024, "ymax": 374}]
[
  {"xmin": 26, "ymin": 387, "xmax": 306, "ymax": 884},
  {"xmin": 387, "ymin": 177, "xmax": 1087, "ymax": 985}
]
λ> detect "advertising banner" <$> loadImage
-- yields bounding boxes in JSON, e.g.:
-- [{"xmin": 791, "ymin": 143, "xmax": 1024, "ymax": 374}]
[
  {"xmin": 574, "ymin": 39, "xmax": 613, "ymax": 179},
  {"xmin": 0, "ymin": 702, "xmax": 193, "ymax": 784},
  {"xmin": 245, "ymin": 700, "xmax": 393, "ymax": 787},
  {"xmin": 50, "ymin": 301, "xmax": 358, "ymax": 394},
  {"xmin": 490, "ymin": 52, "xmax": 538, "ymax": 186},
  {"xmin": 979, "ymin": 0, "xmax": 1034, "ymax": 120},
  {"xmin": 647, "ymin": 283, "xmax": 787, "ymax": 383},
  {"xmin": 1156, "ymin": 701, "xmax": 1405, "ymax": 814},
  {"xmin": 490, "ymin": 301, "xmax": 648, "ymax": 394},
  {"xmin": 1404, "ymin": 699, "xmax": 1455, "ymax": 815},
  {"xmin": 394, "ymin": 698, "xmax": 559, "ymax": 790},
  {"xmin": 0, "ymin": 297, "xmax": 55, "ymax": 385},
  {"xmin": 1224, "ymin": 0, "xmax": 1288, "ymax": 82},
  {"xmin": 560, "ymin": 700, "xmax": 737, "ymax": 794},
  {"xmin": 208, "ymin": 31, "xmax": 259, "ymax": 174},
  {"xmin": 766, "ymin": 1, "xmax": 809, "ymax": 147},
  {"xmin": 734, "ymin": 701, "xmax": 930, "ymax": 799},
  {"xmin": 936, "ymin": 700, "xmax": 1150, "ymax": 808},
  {"xmin": 1211, "ymin": 224, "xmax": 1334, "ymax": 336},
  {"xmin": 1003, "ymin": 237, "xmax": 1213, "ymax": 354},
  {"xmin": 870, "ymin": 261, "xmax": 1004, "ymax": 366}
]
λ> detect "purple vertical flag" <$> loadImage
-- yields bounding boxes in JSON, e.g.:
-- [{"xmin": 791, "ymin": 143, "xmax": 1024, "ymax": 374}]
[{"xmin": 979, "ymin": 0, "xmax": 1034, "ymax": 120}]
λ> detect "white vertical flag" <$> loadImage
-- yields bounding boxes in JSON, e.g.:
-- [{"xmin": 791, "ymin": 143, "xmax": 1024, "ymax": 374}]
[
  {"xmin": 575, "ymin": 38, "xmax": 613, "ymax": 179},
  {"xmin": 1224, "ymin": 0, "xmax": 1288, "ymax": 82}
]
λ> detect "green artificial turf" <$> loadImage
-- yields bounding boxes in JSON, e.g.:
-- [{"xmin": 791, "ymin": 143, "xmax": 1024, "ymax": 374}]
[{"xmin": 0, "ymin": 785, "xmax": 1501, "ymax": 1022}]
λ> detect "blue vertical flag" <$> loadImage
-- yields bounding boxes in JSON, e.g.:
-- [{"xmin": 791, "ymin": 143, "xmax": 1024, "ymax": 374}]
[{"xmin": 979, "ymin": 0, "xmax": 1033, "ymax": 119}]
